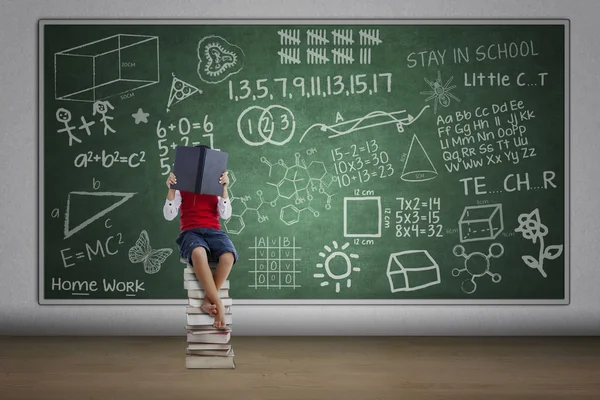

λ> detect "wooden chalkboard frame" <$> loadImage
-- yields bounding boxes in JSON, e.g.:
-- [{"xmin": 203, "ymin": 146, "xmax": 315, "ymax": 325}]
[{"xmin": 38, "ymin": 18, "xmax": 570, "ymax": 305}]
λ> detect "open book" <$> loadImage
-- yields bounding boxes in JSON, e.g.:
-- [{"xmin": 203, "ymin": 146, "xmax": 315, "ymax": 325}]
[{"xmin": 171, "ymin": 146, "xmax": 228, "ymax": 196}]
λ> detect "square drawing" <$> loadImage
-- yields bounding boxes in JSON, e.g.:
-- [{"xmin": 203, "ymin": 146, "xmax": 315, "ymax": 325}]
[{"xmin": 343, "ymin": 196, "xmax": 381, "ymax": 237}]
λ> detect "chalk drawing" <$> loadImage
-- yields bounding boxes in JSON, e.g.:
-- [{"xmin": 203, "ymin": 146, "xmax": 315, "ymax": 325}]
[
  {"xmin": 166, "ymin": 73, "xmax": 202, "ymax": 112},
  {"xmin": 387, "ymin": 250, "xmax": 441, "ymax": 292},
  {"xmin": 343, "ymin": 196, "xmax": 382, "ymax": 238},
  {"xmin": 452, "ymin": 243, "xmax": 503, "ymax": 294},
  {"xmin": 54, "ymin": 34, "xmax": 159, "ymax": 102},
  {"xmin": 299, "ymin": 105, "xmax": 429, "ymax": 143},
  {"xmin": 401, "ymin": 134, "xmax": 438, "ymax": 182},
  {"xmin": 237, "ymin": 105, "xmax": 295, "ymax": 147},
  {"xmin": 128, "ymin": 230, "xmax": 173, "ymax": 274},
  {"xmin": 197, "ymin": 35, "xmax": 245, "ymax": 84},
  {"xmin": 420, "ymin": 71, "xmax": 460, "ymax": 114},
  {"xmin": 515, "ymin": 208, "xmax": 563, "ymax": 278},
  {"xmin": 63, "ymin": 191, "xmax": 136, "ymax": 239},
  {"xmin": 131, "ymin": 108, "xmax": 149, "ymax": 124},
  {"xmin": 313, "ymin": 240, "xmax": 360, "ymax": 293},
  {"xmin": 92, "ymin": 100, "xmax": 116, "ymax": 135}
]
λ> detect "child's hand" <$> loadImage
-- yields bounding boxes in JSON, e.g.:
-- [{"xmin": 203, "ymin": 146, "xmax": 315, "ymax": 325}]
[
  {"xmin": 166, "ymin": 173, "xmax": 177, "ymax": 188},
  {"xmin": 219, "ymin": 171, "xmax": 229, "ymax": 186}
]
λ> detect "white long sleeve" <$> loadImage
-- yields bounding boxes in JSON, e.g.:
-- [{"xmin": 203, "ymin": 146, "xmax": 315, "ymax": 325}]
[
  {"xmin": 218, "ymin": 197, "xmax": 232, "ymax": 220},
  {"xmin": 163, "ymin": 190, "xmax": 182, "ymax": 221}
]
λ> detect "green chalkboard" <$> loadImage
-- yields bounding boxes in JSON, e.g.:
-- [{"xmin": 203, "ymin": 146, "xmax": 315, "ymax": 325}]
[{"xmin": 38, "ymin": 19, "xmax": 569, "ymax": 304}]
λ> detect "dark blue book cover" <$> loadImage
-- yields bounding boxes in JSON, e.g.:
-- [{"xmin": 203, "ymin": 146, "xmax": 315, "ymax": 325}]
[{"xmin": 171, "ymin": 146, "xmax": 228, "ymax": 196}]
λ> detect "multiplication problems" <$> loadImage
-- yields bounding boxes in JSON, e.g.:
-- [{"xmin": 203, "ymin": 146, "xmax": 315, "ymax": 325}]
[
  {"xmin": 228, "ymin": 73, "xmax": 392, "ymax": 102},
  {"xmin": 330, "ymin": 139, "xmax": 394, "ymax": 187},
  {"xmin": 393, "ymin": 197, "xmax": 443, "ymax": 238},
  {"xmin": 156, "ymin": 116, "xmax": 214, "ymax": 175},
  {"xmin": 73, "ymin": 150, "xmax": 145, "ymax": 168}
]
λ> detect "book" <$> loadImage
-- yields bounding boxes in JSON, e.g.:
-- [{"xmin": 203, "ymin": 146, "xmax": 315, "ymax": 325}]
[
  {"xmin": 183, "ymin": 260, "xmax": 234, "ymax": 370},
  {"xmin": 187, "ymin": 289, "xmax": 229, "ymax": 299},
  {"xmin": 186, "ymin": 331, "xmax": 231, "ymax": 344},
  {"xmin": 187, "ymin": 312, "xmax": 232, "ymax": 326},
  {"xmin": 187, "ymin": 343, "xmax": 231, "ymax": 351},
  {"xmin": 171, "ymin": 145, "xmax": 228, "ymax": 196},
  {"xmin": 186, "ymin": 305, "xmax": 231, "ymax": 314},
  {"xmin": 189, "ymin": 297, "xmax": 233, "ymax": 307},
  {"xmin": 185, "ymin": 272, "xmax": 231, "ymax": 283},
  {"xmin": 186, "ymin": 352, "xmax": 235, "ymax": 369},
  {"xmin": 187, "ymin": 348, "xmax": 233, "ymax": 357},
  {"xmin": 183, "ymin": 269, "xmax": 231, "ymax": 288},
  {"xmin": 183, "ymin": 272, "xmax": 197, "ymax": 281},
  {"xmin": 186, "ymin": 325, "xmax": 232, "ymax": 332},
  {"xmin": 184, "ymin": 280, "xmax": 230, "ymax": 291}
]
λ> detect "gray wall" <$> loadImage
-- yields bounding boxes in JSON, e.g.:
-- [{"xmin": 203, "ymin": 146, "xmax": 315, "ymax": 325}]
[{"xmin": 1, "ymin": 0, "xmax": 597, "ymax": 336}]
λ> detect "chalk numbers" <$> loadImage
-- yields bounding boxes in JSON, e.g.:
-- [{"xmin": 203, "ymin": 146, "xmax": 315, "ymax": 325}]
[
  {"xmin": 247, "ymin": 112, "xmax": 291, "ymax": 135},
  {"xmin": 332, "ymin": 139, "xmax": 395, "ymax": 186},
  {"xmin": 394, "ymin": 197, "xmax": 444, "ymax": 238},
  {"xmin": 74, "ymin": 150, "xmax": 146, "ymax": 169},
  {"xmin": 156, "ymin": 115, "xmax": 214, "ymax": 175},
  {"xmin": 228, "ymin": 73, "xmax": 392, "ymax": 102}
]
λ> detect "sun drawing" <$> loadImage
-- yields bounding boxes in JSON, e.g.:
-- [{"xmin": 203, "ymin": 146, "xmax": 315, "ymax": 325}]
[
  {"xmin": 313, "ymin": 241, "xmax": 360, "ymax": 293},
  {"xmin": 420, "ymin": 71, "xmax": 460, "ymax": 114}
]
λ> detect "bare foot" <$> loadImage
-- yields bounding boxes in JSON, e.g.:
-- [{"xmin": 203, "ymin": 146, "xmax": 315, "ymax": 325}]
[
  {"xmin": 213, "ymin": 301, "xmax": 227, "ymax": 329},
  {"xmin": 200, "ymin": 296, "xmax": 217, "ymax": 316}
]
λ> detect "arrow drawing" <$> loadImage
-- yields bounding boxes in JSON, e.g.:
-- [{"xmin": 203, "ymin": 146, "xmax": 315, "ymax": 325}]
[{"xmin": 298, "ymin": 105, "xmax": 430, "ymax": 143}]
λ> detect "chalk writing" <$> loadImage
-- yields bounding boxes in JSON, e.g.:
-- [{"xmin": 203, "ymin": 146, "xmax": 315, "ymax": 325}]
[
  {"xmin": 250, "ymin": 236, "xmax": 301, "ymax": 289},
  {"xmin": 437, "ymin": 99, "xmax": 538, "ymax": 174},
  {"xmin": 73, "ymin": 150, "xmax": 146, "ymax": 168},
  {"xmin": 330, "ymin": 140, "xmax": 395, "ymax": 187},
  {"xmin": 464, "ymin": 71, "xmax": 548, "ymax": 87},
  {"xmin": 459, "ymin": 171, "xmax": 558, "ymax": 196},
  {"xmin": 407, "ymin": 40, "xmax": 540, "ymax": 68},
  {"xmin": 50, "ymin": 277, "xmax": 145, "ymax": 297},
  {"xmin": 156, "ymin": 116, "xmax": 215, "ymax": 175},
  {"xmin": 60, "ymin": 232, "xmax": 124, "ymax": 268},
  {"xmin": 228, "ymin": 73, "xmax": 392, "ymax": 102},
  {"xmin": 393, "ymin": 197, "xmax": 443, "ymax": 238}
]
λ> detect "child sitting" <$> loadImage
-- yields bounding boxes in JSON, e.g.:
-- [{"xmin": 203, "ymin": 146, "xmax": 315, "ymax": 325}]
[{"xmin": 163, "ymin": 160, "xmax": 236, "ymax": 329}]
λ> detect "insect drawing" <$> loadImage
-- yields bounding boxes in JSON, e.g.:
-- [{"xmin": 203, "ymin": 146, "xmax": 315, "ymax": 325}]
[
  {"xmin": 420, "ymin": 71, "xmax": 460, "ymax": 114},
  {"xmin": 128, "ymin": 230, "xmax": 173, "ymax": 274}
]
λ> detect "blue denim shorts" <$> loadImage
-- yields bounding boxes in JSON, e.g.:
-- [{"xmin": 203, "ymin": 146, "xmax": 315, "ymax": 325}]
[{"xmin": 176, "ymin": 228, "xmax": 238, "ymax": 267}]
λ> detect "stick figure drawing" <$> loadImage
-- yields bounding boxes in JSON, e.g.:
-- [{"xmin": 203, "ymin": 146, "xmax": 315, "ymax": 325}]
[{"xmin": 92, "ymin": 100, "xmax": 116, "ymax": 135}]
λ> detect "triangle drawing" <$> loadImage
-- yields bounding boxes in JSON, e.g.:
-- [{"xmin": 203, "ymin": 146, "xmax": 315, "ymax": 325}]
[
  {"xmin": 401, "ymin": 134, "xmax": 438, "ymax": 182},
  {"xmin": 166, "ymin": 73, "xmax": 202, "ymax": 112},
  {"xmin": 63, "ymin": 191, "xmax": 136, "ymax": 239}
]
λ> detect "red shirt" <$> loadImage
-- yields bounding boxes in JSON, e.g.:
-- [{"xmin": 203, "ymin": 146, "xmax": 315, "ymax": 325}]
[{"xmin": 179, "ymin": 191, "xmax": 220, "ymax": 231}]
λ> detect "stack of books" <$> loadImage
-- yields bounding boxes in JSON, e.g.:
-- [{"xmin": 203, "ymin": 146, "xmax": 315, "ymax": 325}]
[{"xmin": 182, "ymin": 258, "xmax": 235, "ymax": 369}]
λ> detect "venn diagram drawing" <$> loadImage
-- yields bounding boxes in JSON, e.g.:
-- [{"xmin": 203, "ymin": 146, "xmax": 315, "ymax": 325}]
[{"xmin": 237, "ymin": 105, "xmax": 297, "ymax": 147}]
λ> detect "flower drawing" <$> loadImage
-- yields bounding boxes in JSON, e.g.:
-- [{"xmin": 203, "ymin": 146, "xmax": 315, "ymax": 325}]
[{"xmin": 514, "ymin": 208, "xmax": 563, "ymax": 278}]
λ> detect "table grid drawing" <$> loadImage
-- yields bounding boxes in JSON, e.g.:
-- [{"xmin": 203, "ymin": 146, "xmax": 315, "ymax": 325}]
[{"xmin": 249, "ymin": 237, "xmax": 301, "ymax": 289}]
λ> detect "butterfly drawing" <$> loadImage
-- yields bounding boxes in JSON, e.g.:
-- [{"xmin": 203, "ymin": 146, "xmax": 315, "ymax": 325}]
[{"xmin": 128, "ymin": 230, "xmax": 173, "ymax": 274}]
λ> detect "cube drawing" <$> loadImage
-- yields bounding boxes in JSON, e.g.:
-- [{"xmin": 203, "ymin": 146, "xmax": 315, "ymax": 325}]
[
  {"xmin": 458, "ymin": 204, "xmax": 504, "ymax": 243},
  {"xmin": 386, "ymin": 250, "xmax": 440, "ymax": 292},
  {"xmin": 54, "ymin": 34, "xmax": 159, "ymax": 102}
]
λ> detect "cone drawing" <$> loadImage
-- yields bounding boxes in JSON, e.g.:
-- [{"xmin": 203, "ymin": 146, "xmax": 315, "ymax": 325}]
[{"xmin": 401, "ymin": 134, "xmax": 438, "ymax": 182}]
